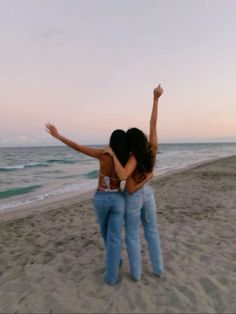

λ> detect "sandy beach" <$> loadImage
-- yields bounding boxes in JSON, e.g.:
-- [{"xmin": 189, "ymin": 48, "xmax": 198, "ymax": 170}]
[{"xmin": 0, "ymin": 156, "xmax": 235, "ymax": 313}]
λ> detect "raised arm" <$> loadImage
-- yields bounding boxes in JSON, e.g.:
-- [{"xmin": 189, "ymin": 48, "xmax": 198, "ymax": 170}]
[
  {"xmin": 149, "ymin": 84, "xmax": 164, "ymax": 151},
  {"xmin": 45, "ymin": 123, "xmax": 102, "ymax": 159}
]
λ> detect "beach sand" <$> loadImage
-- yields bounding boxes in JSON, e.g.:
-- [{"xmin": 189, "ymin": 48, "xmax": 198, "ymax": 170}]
[{"xmin": 0, "ymin": 156, "xmax": 235, "ymax": 313}]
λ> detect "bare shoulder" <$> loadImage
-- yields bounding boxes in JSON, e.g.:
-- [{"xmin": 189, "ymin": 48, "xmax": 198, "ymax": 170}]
[{"xmin": 99, "ymin": 152, "xmax": 113, "ymax": 166}]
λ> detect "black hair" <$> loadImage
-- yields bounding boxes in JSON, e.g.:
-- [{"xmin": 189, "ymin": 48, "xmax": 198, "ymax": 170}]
[
  {"xmin": 109, "ymin": 129, "xmax": 129, "ymax": 166},
  {"xmin": 127, "ymin": 127, "xmax": 155, "ymax": 178}
]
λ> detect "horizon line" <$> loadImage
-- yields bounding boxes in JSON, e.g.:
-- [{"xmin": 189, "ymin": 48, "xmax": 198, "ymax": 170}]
[{"xmin": 1, "ymin": 141, "xmax": 236, "ymax": 149}]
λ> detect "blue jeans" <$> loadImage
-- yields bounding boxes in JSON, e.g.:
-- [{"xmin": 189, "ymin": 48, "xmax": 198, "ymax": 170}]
[
  {"xmin": 125, "ymin": 185, "xmax": 163, "ymax": 280},
  {"xmin": 93, "ymin": 191, "xmax": 125, "ymax": 284}
]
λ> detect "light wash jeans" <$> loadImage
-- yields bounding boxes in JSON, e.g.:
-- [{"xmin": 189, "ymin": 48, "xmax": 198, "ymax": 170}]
[
  {"xmin": 93, "ymin": 190, "xmax": 125, "ymax": 285},
  {"xmin": 125, "ymin": 184, "xmax": 163, "ymax": 280}
]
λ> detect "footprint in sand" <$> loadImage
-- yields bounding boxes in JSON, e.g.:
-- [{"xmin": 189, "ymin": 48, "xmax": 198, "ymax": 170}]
[
  {"xmin": 42, "ymin": 251, "xmax": 55, "ymax": 264},
  {"xmin": 199, "ymin": 277, "xmax": 222, "ymax": 295},
  {"xmin": 178, "ymin": 284, "xmax": 197, "ymax": 305},
  {"xmin": 199, "ymin": 276, "xmax": 225, "ymax": 312},
  {"xmin": 199, "ymin": 254, "xmax": 211, "ymax": 263},
  {"xmin": 56, "ymin": 264, "xmax": 71, "ymax": 274},
  {"xmin": 217, "ymin": 276, "xmax": 229, "ymax": 286}
]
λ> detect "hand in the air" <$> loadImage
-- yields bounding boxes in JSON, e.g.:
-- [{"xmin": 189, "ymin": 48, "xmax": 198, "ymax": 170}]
[
  {"xmin": 153, "ymin": 84, "xmax": 164, "ymax": 99},
  {"xmin": 45, "ymin": 123, "xmax": 60, "ymax": 138}
]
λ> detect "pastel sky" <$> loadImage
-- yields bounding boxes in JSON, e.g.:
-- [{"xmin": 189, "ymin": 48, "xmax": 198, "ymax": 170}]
[{"xmin": 1, "ymin": 0, "xmax": 236, "ymax": 147}]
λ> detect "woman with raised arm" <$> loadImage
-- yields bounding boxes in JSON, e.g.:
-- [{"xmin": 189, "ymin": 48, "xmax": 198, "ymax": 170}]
[
  {"xmin": 45, "ymin": 124, "xmax": 129, "ymax": 285},
  {"xmin": 105, "ymin": 84, "xmax": 164, "ymax": 281}
]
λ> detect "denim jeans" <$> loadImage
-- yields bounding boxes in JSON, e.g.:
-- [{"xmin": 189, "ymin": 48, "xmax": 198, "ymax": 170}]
[
  {"xmin": 125, "ymin": 184, "xmax": 163, "ymax": 280},
  {"xmin": 93, "ymin": 191, "xmax": 125, "ymax": 284}
]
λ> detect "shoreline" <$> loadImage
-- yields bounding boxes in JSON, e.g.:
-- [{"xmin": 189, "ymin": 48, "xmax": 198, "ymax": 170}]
[
  {"xmin": 0, "ymin": 155, "xmax": 235, "ymax": 313},
  {"xmin": 0, "ymin": 155, "xmax": 235, "ymax": 224}
]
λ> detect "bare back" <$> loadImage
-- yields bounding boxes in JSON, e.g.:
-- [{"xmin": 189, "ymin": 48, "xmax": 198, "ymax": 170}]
[{"xmin": 98, "ymin": 153, "xmax": 120, "ymax": 190}]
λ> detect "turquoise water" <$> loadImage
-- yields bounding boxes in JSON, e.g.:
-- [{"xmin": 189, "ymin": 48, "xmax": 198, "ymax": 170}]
[{"xmin": 0, "ymin": 143, "xmax": 235, "ymax": 211}]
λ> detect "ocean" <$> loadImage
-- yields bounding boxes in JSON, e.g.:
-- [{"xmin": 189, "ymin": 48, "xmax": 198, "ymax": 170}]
[{"xmin": 0, "ymin": 143, "xmax": 236, "ymax": 211}]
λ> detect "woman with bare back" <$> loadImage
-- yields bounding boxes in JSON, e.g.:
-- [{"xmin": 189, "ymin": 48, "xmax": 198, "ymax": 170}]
[{"xmin": 45, "ymin": 125, "xmax": 130, "ymax": 285}]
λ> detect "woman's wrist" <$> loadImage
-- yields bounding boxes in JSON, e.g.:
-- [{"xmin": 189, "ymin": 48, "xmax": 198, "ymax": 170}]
[
  {"xmin": 56, "ymin": 133, "xmax": 63, "ymax": 140},
  {"xmin": 153, "ymin": 96, "xmax": 159, "ymax": 102}
]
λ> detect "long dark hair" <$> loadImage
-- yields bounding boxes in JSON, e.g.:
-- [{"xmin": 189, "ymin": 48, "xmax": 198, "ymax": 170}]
[
  {"xmin": 109, "ymin": 129, "xmax": 129, "ymax": 166},
  {"xmin": 127, "ymin": 127, "xmax": 155, "ymax": 178}
]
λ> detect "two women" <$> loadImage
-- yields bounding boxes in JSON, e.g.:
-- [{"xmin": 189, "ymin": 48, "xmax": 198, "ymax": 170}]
[
  {"xmin": 104, "ymin": 84, "xmax": 164, "ymax": 280},
  {"xmin": 46, "ymin": 83, "xmax": 164, "ymax": 284}
]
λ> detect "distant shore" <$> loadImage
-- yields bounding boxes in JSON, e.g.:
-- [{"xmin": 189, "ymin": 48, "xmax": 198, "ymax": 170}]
[{"xmin": 0, "ymin": 156, "xmax": 235, "ymax": 313}]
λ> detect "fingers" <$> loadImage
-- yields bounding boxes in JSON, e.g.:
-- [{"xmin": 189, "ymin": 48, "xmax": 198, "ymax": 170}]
[
  {"xmin": 155, "ymin": 84, "xmax": 164, "ymax": 94},
  {"xmin": 45, "ymin": 123, "xmax": 51, "ymax": 130},
  {"xmin": 45, "ymin": 122, "xmax": 55, "ymax": 135},
  {"xmin": 45, "ymin": 127, "xmax": 51, "ymax": 134},
  {"xmin": 45, "ymin": 122, "xmax": 55, "ymax": 130},
  {"xmin": 45, "ymin": 123, "xmax": 49, "ymax": 131}
]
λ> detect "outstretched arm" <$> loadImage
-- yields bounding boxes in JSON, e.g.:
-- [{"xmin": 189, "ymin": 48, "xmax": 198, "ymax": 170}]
[
  {"xmin": 46, "ymin": 123, "xmax": 102, "ymax": 159},
  {"xmin": 149, "ymin": 84, "xmax": 164, "ymax": 152}
]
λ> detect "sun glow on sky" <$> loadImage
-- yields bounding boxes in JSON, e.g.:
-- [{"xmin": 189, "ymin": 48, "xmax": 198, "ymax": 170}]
[{"xmin": 0, "ymin": 0, "xmax": 236, "ymax": 146}]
